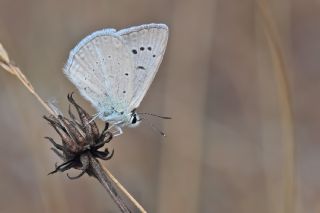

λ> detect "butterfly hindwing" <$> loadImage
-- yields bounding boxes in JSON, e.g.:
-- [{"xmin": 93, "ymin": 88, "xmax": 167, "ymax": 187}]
[{"xmin": 64, "ymin": 29, "xmax": 135, "ymax": 115}]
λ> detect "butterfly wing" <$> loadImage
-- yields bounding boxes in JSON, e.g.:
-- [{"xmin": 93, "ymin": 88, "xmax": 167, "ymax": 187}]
[
  {"xmin": 64, "ymin": 29, "xmax": 135, "ymax": 117},
  {"xmin": 116, "ymin": 23, "xmax": 169, "ymax": 110}
]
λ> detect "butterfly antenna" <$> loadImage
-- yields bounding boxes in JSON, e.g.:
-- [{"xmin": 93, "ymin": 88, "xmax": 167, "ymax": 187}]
[
  {"xmin": 137, "ymin": 112, "xmax": 172, "ymax": 120},
  {"xmin": 139, "ymin": 118, "xmax": 166, "ymax": 137},
  {"xmin": 88, "ymin": 112, "xmax": 101, "ymax": 124}
]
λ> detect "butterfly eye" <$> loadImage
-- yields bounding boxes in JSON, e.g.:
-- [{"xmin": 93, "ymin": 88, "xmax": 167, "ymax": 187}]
[
  {"xmin": 131, "ymin": 115, "xmax": 137, "ymax": 124},
  {"xmin": 130, "ymin": 113, "xmax": 140, "ymax": 126}
]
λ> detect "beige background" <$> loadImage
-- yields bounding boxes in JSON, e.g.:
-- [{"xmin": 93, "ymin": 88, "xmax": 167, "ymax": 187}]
[{"xmin": 0, "ymin": 0, "xmax": 319, "ymax": 212}]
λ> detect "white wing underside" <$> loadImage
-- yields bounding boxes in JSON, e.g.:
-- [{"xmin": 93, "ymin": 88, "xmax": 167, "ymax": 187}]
[
  {"xmin": 117, "ymin": 25, "xmax": 168, "ymax": 109},
  {"xmin": 64, "ymin": 23, "xmax": 168, "ymax": 120}
]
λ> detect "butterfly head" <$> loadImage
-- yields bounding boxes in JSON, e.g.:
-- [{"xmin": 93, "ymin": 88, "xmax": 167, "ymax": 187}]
[
  {"xmin": 128, "ymin": 110, "xmax": 140, "ymax": 127},
  {"xmin": 100, "ymin": 109, "xmax": 140, "ymax": 128}
]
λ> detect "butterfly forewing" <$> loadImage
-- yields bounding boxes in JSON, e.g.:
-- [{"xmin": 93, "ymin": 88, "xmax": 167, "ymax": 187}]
[
  {"xmin": 64, "ymin": 30, "xmax": 135, "ymax": 115},
  {"xmin": 117, "ymin": 24, "xmax": 169, "ymax": 110}
]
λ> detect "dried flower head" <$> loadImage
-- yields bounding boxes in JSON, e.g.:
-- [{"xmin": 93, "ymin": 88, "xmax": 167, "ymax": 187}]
[{"xmin": 44, "ymin": 93, "xmax": 114, "ymax": 179}]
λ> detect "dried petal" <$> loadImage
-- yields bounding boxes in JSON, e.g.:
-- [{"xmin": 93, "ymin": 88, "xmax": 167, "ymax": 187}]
[
  {"xmin": 68, "ymin": 94, "xmax": 99, "ymax": 143},
  {"xmin": 59, "ymin": 116, "xmax": 86, "ymax": 146}
]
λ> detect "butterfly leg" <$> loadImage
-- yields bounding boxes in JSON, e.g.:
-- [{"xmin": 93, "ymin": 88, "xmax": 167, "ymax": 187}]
[
  {"xmin": 108, "ymin": 121, "xmax": 123, "ymax": 136},
  {"xmin": 109, "ymin": 125, "xmax": 123, "ymax": 136},
  {"xmin": 114, "ymin": 126, "xmax": 123, "ymax": 136}
]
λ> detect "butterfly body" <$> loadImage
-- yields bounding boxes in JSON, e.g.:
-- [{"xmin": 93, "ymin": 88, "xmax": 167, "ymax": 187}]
[
  {"xmin": 101, "ymin": 108, "xmax": 138, "ymax": 127},
  {"xmin": 64, "ymin": 23, "xmax": 168, "ymax": 129}
]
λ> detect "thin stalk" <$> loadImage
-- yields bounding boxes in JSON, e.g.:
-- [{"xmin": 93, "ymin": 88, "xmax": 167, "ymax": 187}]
[
  {"xmin": 89, "ymin": 156, "xmax": 131, "ymax": 213},
  {"xmin": 257, "ymin": 1, "xmax": 295, "ymax": 213},
  {"xmin": 101, "ymin": 164, "xmax": 147, "ymax": 213}
]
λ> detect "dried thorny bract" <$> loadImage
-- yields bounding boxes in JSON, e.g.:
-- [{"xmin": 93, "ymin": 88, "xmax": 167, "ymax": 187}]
[{"xmin": 44, "ymin": 94, "xmax": 114, "ymax": 179}]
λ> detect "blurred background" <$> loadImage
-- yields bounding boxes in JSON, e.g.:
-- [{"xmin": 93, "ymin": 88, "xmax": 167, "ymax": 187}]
[{"xmin": 0, "ymin": 0, "xmax": 319, "ymax": 212}]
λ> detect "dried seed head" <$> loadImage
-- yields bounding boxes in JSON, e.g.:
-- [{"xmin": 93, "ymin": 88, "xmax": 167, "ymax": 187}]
[{"xmin": 44, "ymin": 94, "xmax": 114, "ymax": 178}]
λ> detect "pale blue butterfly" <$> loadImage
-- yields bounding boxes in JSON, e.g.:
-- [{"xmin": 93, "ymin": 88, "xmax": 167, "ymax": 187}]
[{"xmin": 64, "ymin": 23, "xmax": 169, "ymax": 135}]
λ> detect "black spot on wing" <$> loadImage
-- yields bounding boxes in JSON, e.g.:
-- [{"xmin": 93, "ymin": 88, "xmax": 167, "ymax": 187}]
[{"xmin": 137, "ymin": 66, "xmax": 146, "ymax": 70}]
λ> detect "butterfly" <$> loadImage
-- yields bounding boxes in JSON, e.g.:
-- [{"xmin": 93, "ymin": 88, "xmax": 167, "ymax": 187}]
[{"xmin": 64, "ymin": 23, "xmax": 169, "ymax": 135}]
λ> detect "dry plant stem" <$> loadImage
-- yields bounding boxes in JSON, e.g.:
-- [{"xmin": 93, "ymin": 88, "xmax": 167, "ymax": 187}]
[
  {"xmin": 89, "ymin": 156, "xmax": 131, "ymax": 213},
  {"xmin": 0, "ymin": 62, "xmax": 55, "ymax": 115},
  {"xmin": 258, "ymin": 1, "xmax": 295, "ymax": 213},
  {"xmin": 102, "ymin": 165, "xmax": 147, "ymax": 213},
  {"xmin": 0, "ymin": 42, "xmax": 146, "ymax": 213}
]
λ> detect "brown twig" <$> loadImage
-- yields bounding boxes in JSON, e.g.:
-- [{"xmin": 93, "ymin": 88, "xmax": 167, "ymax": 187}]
[
  {"xmin": 0, "ymin": 44, "xmax": 55, "ymax": 115},
  {"xmin": 0, "ymin": 42, "xmax": 146, "ymax": 213},
  {"xmin": 102, "ymin": 165, "xmax": 147, "ymax": 213},
  {"xmin": 89, "ymin": 156, "xmax": 131, "ymax": 213}
]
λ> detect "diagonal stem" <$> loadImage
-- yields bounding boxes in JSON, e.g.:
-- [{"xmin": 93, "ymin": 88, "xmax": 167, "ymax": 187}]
[
  {"xmin": 88, "ymin": 155, "xmax": 131, "ymax": 213},
  {"xmin": 101, "ymin": 165, "xmax": 147, "ymax": 213}
]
